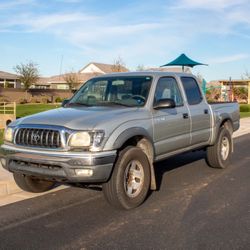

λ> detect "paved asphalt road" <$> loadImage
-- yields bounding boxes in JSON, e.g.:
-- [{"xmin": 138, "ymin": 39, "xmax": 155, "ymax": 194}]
[{"xmin": 0, "ymin": 135, "xmax": 249, "ymax": 250}]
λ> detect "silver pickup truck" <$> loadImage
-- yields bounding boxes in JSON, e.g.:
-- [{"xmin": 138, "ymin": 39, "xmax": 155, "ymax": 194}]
[{"xmin": 1, "ymin": 72, "xmax": 240, "ymax": 209}]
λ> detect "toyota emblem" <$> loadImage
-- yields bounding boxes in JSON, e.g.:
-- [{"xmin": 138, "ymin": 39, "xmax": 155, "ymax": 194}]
[{"xmin": 32, "ymin": 133, "xmax": 40, "ymax": 143}]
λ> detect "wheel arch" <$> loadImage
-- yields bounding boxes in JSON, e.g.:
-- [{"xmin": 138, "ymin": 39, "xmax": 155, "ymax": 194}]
[
  {"xmin": 6, "ymin": 119, "xmax": 12, "ymax": 126},
  {"xmin": 112, "ymin": 128, "xmax": 156, "ymax": 190},
  {"xmin": 220, "ymin": 118, "xmax": 233, "ymax": 134},
  {"xmin": 218, "ymin": 118, "xmax": 234, "ymax": 152}
]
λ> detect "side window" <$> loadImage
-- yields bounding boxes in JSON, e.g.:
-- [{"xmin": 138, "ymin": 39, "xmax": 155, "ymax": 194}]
[
  {"xmin": 154, "ymin": 77, "xmax": 183, "ymax": 106},
  {"xmin": 181, "ymin": 77, "xmax": 203, "ymax": 105}
]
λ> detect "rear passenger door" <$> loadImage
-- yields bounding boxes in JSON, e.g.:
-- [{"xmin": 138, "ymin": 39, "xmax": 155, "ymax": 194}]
[
  {"xmin": 181, "ymin": 77, "xmax": 211, "ymax": 145},
  {"xmin": 153, "ymin": 77, "xmax": 191, "ymax": 157}
]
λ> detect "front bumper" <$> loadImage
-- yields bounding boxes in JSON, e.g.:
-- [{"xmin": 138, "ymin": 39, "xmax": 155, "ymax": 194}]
[{"xmin": 0, "ymin": 144, "xmax": 116, "ymax": 183}]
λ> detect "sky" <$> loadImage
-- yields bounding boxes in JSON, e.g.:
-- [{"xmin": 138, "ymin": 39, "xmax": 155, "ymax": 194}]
[{"xmin": 0, "ymin": 0, "xmax": 250, "ymax": 81}]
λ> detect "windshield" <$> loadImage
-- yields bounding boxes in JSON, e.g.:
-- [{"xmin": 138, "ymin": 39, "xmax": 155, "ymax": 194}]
[{"xmin": 68, "ymin": 76, "xmax": 152, "ymax": 107}]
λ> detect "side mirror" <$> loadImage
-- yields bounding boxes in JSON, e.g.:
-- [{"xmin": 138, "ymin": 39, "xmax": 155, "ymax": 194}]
[
  {"xmin": 62, "ymin": 99, "xmax": 69, "ymax": 107},
  {"xmin": 154, "ymin": 98, "xmax": 176, "ymax": 109}
]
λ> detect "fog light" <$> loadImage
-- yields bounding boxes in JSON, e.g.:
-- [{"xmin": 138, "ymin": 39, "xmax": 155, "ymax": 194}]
[{"xmin": 75, "ymin": 169, "xmax": 93, "ymax": 177}]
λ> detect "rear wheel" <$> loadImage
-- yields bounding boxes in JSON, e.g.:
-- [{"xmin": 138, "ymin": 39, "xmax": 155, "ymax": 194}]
[
  {"xmin": 102, "ymin": 146, "xmax": 150, "ymax": 210},
  {"xmin": 13, "ymin": 173, "xmax": 55, "ymax": 193},
  {"xmin": 206, "ymin": 127, "xmax": 232, "ymax": 169}
]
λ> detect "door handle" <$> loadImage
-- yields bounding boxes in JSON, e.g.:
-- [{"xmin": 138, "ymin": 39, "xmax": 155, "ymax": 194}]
[
  {"xmin": 183, "ymin": 113, "xmax": 189, "ymax": 119},
  {"xmin": 204, "ymin": 109, "xmax": 208, "ymax": 114}
]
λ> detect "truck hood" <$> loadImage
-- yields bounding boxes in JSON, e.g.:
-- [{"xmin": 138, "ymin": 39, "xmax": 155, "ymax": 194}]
[{"xmin": 13, "ymin": 106, "xmax": 146, "ymax": 131}]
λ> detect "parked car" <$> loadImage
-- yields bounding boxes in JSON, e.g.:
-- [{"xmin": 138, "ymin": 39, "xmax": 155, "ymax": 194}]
[{"xmin": 1, "ymin": 72, "xmax": 240, "ymax": 209}]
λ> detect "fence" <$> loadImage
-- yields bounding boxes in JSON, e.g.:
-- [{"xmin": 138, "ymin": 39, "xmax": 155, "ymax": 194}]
[
  {"xmin": 0, "ymin": 88, "xmax": 73, "ymax": 104},
  {"xmin": 0, "ymin": 102, "xmax": 16, "ymax": 129}
]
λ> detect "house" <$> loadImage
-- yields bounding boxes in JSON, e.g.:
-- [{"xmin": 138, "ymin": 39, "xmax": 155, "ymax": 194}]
[
  {"xmin": 79, "ymin": 62, "xmax": 129, "ymax": 74},
  {"xmin": 34, "ymin": 62, "xmax": 129, "ymax": 90},
  {"xmin": 33, "ymin": 72, "xmax": 102, "ymax": 90},
  {"xmin": 0, "ymin": 71, "xmax": 21, "ymax": 88}
]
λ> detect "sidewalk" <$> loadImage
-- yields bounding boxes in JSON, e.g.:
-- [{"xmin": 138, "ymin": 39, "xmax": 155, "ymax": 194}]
[
  {"xmin": 0, "ymin": 118, "xmax": 249, "ymax": 207},
  {"xmin": 232, "ymin": 117, "xmax": 250, "ymax": 138},
  {"xmin": 0, "ymin": 168, "xmax": 66, "ymax": 206}
]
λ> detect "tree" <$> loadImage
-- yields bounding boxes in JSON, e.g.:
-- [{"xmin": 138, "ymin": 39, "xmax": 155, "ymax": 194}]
[
  {"xmin": 232, "ymin": 86, "xmax": 248, "ymax": 103},
  {"xmin": 14, "ymin": 61, "xmax": 39, "ymax": 90},
  {"xmin": 64, "ymin": 71, "xmax": 81, "ymax": 90},
  {"xmin": 242, "ymin": 70, "xmax": 250, "ymax": 79},
  {"xmin": 111, "ymin": 56, "xmax": 127, "ymax": 72},
  {"xmin": 136, "ymin": 64, "xmax": 146, "ymax": 71},
  {"xmin": 206, "ymin": 87, "xmax": 220, "ymax": 102}
]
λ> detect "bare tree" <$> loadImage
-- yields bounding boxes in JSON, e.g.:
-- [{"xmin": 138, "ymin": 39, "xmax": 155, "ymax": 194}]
[
  {"xmin": 14, "ymin": 61, "xmax": 39, "ymax": 90},
  {"xmin": 64, "ymin": 71, "xmax": 81, "ymax": 90},
  {"xmin": 111, "ymin": 56, "xmax": 127, "ymax": 72},
  {"xmin": 242, "ymin": 70, "xmax": 250, "ymax": 79},
  {"xmin": 136, "ymin": 64, "xmax": 146, "ymax": 71}
]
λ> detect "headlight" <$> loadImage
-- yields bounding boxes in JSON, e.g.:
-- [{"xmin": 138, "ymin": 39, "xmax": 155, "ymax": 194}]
[
  {"xmin": 4, "ymin": 127, "xmax": 14, "ymax": 142},
  {"xmin": 69, "ymin": 132, "xmax": 91, "ymax": 147},
  {"xmin": 69, "ymin": 131, "xmax": 104, "ymax": 148}
]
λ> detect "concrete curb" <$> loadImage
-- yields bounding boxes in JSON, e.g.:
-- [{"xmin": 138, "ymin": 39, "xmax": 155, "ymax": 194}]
[
  {"xmin": 0, "ymin": 178, "xmax": 20, "ymax": 197},
  {"xmin": 0, "ymin": 117, "xmax": 249, "ymax": 206}
]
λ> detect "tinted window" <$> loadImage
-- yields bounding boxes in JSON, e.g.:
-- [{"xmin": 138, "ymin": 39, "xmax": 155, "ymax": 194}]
[
  {"xmin": 154, "ymin": 77, "xmax": 183, "ymax": 106},
  {"xmin": 181, "ymin": 77, "xmax": 203, "ymax": 105}
]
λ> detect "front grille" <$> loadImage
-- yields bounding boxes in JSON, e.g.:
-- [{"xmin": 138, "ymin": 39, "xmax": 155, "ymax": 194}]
[{"xmin": 15, "ymin": 128, "xmax": 62, "ymax": 148}]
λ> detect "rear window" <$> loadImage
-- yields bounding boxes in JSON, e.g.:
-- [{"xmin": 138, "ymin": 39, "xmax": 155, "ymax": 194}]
[{"xmin": 181, "ymin": 77, "xmax": 203, "ymax": 105}]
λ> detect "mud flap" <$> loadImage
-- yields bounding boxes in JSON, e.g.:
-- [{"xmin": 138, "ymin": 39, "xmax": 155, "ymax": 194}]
[{"xmin": 150, "ymin": 162, "xmax": 156, "ymax": 190}]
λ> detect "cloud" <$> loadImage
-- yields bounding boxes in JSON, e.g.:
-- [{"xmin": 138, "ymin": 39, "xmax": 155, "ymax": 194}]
[
  {"xmin": 0, "ymin": 12, "xmax": 98, "ymax": 32},
  {"xmin": 0, "ymin": 0, "xmax": 36, "ymax": 10},
  {"xmin": 55, "ymin": 0, "xmax": 83, "ymax": 2},
  {"xmin": 208, "ymin": 54, "xmax": 250, "ymax": 64},
  {"xmin": 22, "ymin": 13, "xmax": 97, "ymax": 31},
  {"xmin": 175, "ymin": 0, "xmax": 247, "ymax": 10}
]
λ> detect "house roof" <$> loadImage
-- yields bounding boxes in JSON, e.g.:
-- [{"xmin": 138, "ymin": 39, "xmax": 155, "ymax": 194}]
[
  {"xmin": 79, "ymin": 62, "xmax": 129, "ymax": 74},
  {"xmin": 0, "ymin": 71, "xmax": 19, "ymax": 80}
]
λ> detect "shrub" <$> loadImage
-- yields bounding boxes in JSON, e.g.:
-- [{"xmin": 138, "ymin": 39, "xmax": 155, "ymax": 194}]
[
  {"xmin": 55, "ymin": 97, "xmax": 62, "ymax": 103},
  {"xmin": 30, "ymin": 97, "xmax": 41, "ymax": 103},
  {"xmin": 240, "ymin": 104, "xmax": 250, "ymax": 112},
  {"xmin": 0, "ymin": 96, "xmax": 10, "ymax": 103},
  {"xmin": 19, "ymin": 98, "xmax": 28, "ymax": 104},
  {"xmin": 41, "ymin": 97, "xmax": 49, "ymax": 104}
]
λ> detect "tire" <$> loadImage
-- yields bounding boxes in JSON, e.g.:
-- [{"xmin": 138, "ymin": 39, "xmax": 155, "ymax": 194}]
[
  {"xmin": 206, "ymin": 127, "xmax": 232, "ymax": 169},
  {"xmin": 13, "ymin": 173, "xmax": 55, "ymax": 193},
  {"xmin": 102, "ymin": 146, "xmax": 151, "ymax": 210}
]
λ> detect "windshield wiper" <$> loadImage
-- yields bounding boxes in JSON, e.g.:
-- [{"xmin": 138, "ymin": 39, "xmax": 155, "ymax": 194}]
[
  {"xmin": 67, "ymin": 102, "xmax": 91, "ymax": 107},
  {"xmin": 98, "ymin": 101, "xmax": 132, "ymax": 107}
]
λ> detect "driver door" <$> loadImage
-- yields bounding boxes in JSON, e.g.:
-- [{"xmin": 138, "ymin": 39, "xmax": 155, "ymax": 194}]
[{"xmin": 153, "ymin": 77, "xmax": 191, "ymax": 157}]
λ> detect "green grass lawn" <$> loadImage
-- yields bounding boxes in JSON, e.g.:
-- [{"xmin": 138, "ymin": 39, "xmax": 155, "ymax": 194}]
[
  {"xmin": 240, "ymin": 112, "xmax": 250, "ymax": 118},
  {"xmin": 239, "ymin": 104, "xmax": 250, "ymax": 118},
  {"xmin": 16, "ymin": 103, "xmax": 60, "ymax": 118},
  {"xmin": 0, "ymin": 129, "xmax": 4, "ymax": 145}
]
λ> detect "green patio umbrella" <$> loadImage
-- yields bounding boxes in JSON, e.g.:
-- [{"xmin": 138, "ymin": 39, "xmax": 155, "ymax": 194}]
[{"xmin": 161, "ymin": 53, "xmax": 208, "ymax": 72}]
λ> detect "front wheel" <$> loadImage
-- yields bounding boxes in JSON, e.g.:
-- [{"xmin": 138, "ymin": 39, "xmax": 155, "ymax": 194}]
[
  {"xmin": 206, "ymin": 127, "xmax": 232, "ymax": 169},
  {"xmin": 13, "ymin": 173, "xmax": 55, "ymax": 193},
  {"xmin": 102, "ymin": 146, "xmax": 150, "ymax": 210}
]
